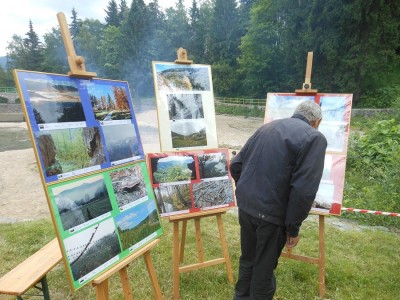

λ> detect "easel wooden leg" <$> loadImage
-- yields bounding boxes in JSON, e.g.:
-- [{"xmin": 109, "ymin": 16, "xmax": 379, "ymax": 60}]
[
  {"xmin": 216, "ymin": 214, "xmax": 234, "ymax": 283},
  {"xmin": 95, "ymin": 279, "xmax": 109, "ymax": 300},
  {"xmin": 194, "ymin": 219, "xmax": 204, "ymax": 263},
  {"xmin": 319, "ymin": 215, "xmax": 326, "ymax": 298},
  {"xmin": 143, "ymin": 252, "xmax": 163, "ymax": 300},
  {"xmin": 119, "ymin": 267, "xmax": 133, "ymax": 300},
  {"xmin": 173, "ymin": 221, "xmax": 180, "ymax": 300},
  {"xmin": 180, "ymin": 220, "xmax": 187, "ymax": 263}
]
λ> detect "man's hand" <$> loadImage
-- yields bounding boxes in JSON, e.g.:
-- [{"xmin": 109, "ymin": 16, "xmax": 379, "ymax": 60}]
[{"xmin": 286, "ymin": 235, "xmax": 300, "ymax": 249}]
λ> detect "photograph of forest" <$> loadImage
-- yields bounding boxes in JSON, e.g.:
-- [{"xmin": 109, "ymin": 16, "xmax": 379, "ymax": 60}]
[
  {"xmin": 24, "ymin": 77, "xmax": 85, "ymax": 124},
  {"xmin": 101, "ymin": 123, "xmax": 141, "ymax": 163},
  {"xmin": 110, "ymin": 165, "xmax": 147, "ymax": 209},
  {"xmin": 193, "ymin": 179, "xmax": 234, "ymax": 209},
  {"xmin": 115, "ymin": 201, "xmax": 161, "ymax": 251},
  {"xmin": 150, "ymin": 154, "xmax": 196, "ymax": 184},
  {"xmin": 36, "ymin": 127, "xmax": 106, "ymax": 178},
  {"xmin": 265, "ymin": 94, "xmax": 314, "ymax": 122},
  {"xmin": 170, "ymin": 119, "xmax": 207, "ymax": 148},
  {"xmin": 88, "ymin": 83, "xmax": 132, "ymax": 121},
  {"xmin": 198, "ymin": 152, "xmax": 228, "ymax": 179},
  {"xmin": 167, "ymin": 93, "xmax": 204, "ymax": 120},
  {"xmin": 51, "ymin": 175, "xmax": 113, "ymax": 231},
  {"xmin": 153, "ymin": 183, "xmax": 192, "ymax": 215},
  {"xmin": 154, "ymin": 63, "xmax": 211, "ymax": 92},
  {"xmin": 64, "ymin": 218, "xmax": 121, "ymax": 283}
]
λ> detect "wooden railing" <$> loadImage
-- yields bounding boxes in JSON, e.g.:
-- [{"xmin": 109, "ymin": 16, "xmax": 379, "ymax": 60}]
[{"xmin": 215, "ymin": 97, "xmax": 266, "ymax": 107}]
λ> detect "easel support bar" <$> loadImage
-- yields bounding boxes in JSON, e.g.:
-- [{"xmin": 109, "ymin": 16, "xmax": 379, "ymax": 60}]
[
  {"xmin": 281, "ymin": 215, "xmax": 326, "ymax": 298},
  {"xmin": 56, "ymin": 12, "xmax": 96, "ymax": 78},
  {"xmin": 169, "ymin": 208, "xmax": 233, "ymax": 300},
  {"xmin": 295, "ymin": 51, "xmax": 318, "ymax": 94}
]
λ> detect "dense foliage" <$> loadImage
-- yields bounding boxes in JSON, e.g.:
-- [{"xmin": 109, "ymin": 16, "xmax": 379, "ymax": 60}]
[
  {"xmin": 1, "ymin": 0, "xmax": 399, "ymax": 106},
  {"xmin": 344, "ymin": 113, "xmax": 400, "ymax": 228}
]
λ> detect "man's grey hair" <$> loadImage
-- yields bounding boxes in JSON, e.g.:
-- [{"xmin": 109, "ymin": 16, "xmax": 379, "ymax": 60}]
[{"xmin": 293, "ymin": 101, "xmax": 322, "ymax": 123}]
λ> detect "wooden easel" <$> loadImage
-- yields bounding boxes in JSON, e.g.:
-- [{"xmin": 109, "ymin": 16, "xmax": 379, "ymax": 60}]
[
  {"xmin": 295, "ymin": 51, "xmax": 318, "ymax": 94},
  {"xmin": 92, "ymin": 239, "xmax": 162, "ymax": 300},
  {"xmin": 168, "ymin": 208, "xmax": 234, "ymax": 300},
  {"xmin": 56, "ymin": 12, "xmax": 162, "ymax": 299},
  {"xmin": 280, "ymin": 213, "xmax": 327, "ymax": 298},
  {"xmin": 282, "ymin": 51, "xmax": 326, "ymax": 298},
  {"xmin": 167, "ymin": 49, "xmax": 233, "ymax": 299},
  {"xmin": 57, "ymin": 12, "xmax": 96, "ymax": 78}
]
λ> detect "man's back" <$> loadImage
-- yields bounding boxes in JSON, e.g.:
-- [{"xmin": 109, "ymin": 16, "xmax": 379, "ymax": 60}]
[{"xmin": 231, "ymin": 114, "xmax": 327, "ymax": 236}]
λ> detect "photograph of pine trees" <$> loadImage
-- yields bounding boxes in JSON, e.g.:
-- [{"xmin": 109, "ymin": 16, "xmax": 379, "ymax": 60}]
[{"xmin": 88, "ymin": 83, "xmax": 132, "ymax": 121}]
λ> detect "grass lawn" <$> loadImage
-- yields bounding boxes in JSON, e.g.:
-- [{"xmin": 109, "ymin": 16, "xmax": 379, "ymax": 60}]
[{"xmin": 0, "ymin": 213, "xmax": 399, "ymax": 299}]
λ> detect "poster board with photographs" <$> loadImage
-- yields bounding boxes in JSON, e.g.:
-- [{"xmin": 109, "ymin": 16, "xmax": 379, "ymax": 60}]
[
  {"xmin": 265, "ymin": 93, "xmax": 353, "ymax": 215},
  {"xmin": 14, "ymin": 70, "xmax": 163, "ymax": 291},
  {"xmin": 147, "ymin": 149, "xmax": 236, "ymax": 216},
  {"xmin": 14, "ymin": 70, "xmax": 145, "ymax": 183},
  {"xmin": 152, "ymin": 62, "xmax": 218, "ymax": 151},
  {"xmin": 47, "ymin": 162, "xmax": 162, "ymax": 290}
]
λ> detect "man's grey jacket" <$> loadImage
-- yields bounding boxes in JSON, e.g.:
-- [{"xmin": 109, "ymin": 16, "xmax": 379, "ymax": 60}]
[{"xmin": 230, "ymin": 114, "xmax": 327, "ymax": 237}]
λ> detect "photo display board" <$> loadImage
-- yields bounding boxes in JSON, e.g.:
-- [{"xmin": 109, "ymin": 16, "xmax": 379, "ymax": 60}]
[
  {"xmin": 265, "ymin": 93, "xmax": 353, "ymax": 215},
  {"xmin": 14, "ymin": 70, "xmax": 145, "ymax": 183},
  {"xmin": 14, "ymin": 70, "xmax": 163, "ymax": 290},
  {"xmin": 147, "ymin": 149, "xmax": 236, "ymax": 216},
  {"xmin": 152, "ymin": 62, "xmax": 218, "ymax": 151}
]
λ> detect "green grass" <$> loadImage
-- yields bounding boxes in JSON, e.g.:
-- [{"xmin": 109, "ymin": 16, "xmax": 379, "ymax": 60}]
[
  {"xmin": 215, "ymin": 103, "xmax": 265, "ymax": 118},
  {"xmin": 1, "ymin": 214, "xmax": 399, "ymax": 299}
]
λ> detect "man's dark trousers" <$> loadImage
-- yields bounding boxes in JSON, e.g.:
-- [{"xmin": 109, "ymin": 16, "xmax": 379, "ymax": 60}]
[{"xmin": 234, "ymin": 209, "xmax": 287, "ymax": 300}]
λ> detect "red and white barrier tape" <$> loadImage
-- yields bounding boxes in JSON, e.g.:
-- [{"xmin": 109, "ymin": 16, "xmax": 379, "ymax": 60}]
[{"xmin": 342, "ymin": 207, "xmax": 400, "ymax": 217}]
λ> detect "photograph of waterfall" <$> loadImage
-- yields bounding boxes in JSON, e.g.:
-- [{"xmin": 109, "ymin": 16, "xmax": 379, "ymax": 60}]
[
  {"xmin": 152, "ymin": 62, "xmax": 217, "ymax": 151},
  {"xmin": 167, "ymin": 93, "xmax": 204, "ymax": 120}
]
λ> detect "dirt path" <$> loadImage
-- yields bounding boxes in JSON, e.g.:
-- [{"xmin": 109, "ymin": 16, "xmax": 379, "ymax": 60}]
[{"xmin": 0, "ymin": 113, "xmax": 263, "ymax": 223}]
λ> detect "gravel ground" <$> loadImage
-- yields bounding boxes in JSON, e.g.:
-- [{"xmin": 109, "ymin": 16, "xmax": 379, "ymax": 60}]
[{"xmin": 0, "ymin": 107, "xmax": 263, "ymax": 223}]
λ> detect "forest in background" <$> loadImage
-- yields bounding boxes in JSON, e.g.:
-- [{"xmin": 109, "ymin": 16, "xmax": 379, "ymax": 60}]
[{"xmin": 0, "ymin": 0, "xmax": 399, "ymax": 107}]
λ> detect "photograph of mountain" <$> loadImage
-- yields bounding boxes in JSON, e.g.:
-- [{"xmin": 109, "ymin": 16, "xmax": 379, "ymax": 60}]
[
  {"xmin": 170, "ymin": 119, "xmax": 207, "ymax": 148},
  {"xmin": 150, "ymin": 154, "xmax": 196, "ymax": 184},
  {"xmin": 50, "ymin": 175, "xmax": 112, "ymax": 231},
  {"xmin": 102, "ymin": 123, "xmax": 142, "ymax": 163}
]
